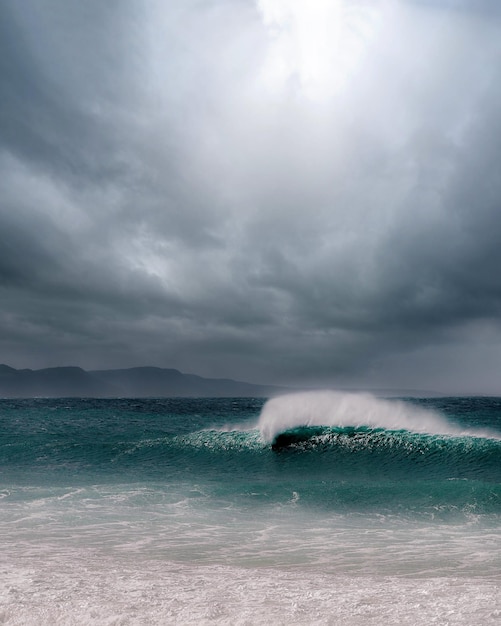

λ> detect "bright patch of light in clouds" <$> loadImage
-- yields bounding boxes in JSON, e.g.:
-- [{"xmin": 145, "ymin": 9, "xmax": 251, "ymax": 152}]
[{"xmin": 257, "ymin": 0, "xmax": 389, "ymax": 99}]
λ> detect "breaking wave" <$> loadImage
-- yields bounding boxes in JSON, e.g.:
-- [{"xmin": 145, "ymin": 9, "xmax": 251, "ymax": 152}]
[{"xmin": 258, "ymin": 391, "xmax": 500, "ymax": 442}]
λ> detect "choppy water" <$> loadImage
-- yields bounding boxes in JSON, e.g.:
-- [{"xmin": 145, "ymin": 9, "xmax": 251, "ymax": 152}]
[{"xmin": 0, "ymin": 392, "xmax": 500, "ymax": 624}]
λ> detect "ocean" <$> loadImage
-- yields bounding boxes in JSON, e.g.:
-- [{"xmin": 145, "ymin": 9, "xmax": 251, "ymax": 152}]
[{"xmin": 0, "ymin": 391, "xmax": 499, "ymax": 625}]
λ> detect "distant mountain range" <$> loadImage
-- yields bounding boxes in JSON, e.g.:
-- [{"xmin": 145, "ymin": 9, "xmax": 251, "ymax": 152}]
[{"xmin": 0, "ymin": 364, "xmax": 283, "ymax": 398}]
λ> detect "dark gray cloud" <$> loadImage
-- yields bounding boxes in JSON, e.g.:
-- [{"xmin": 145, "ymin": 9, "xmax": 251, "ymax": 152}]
[{"xmin": 1, "ymin": 0, "xmax": 501, "ymax": 393}]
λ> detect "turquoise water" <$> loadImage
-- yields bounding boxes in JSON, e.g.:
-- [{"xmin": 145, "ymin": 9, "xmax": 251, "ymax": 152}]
[
  {"xmin": 0, "ymin": 392, "xmax": 500, "ymax": 624},
  {"xmin": 1, "ymin": 394, "xmax": 499, "ymax": 516}
]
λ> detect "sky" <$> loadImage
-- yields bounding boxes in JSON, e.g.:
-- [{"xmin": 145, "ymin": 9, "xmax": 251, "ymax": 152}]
[{"xmin": 1, "ymin": 0, "xmax": 501, "ymax": 394}]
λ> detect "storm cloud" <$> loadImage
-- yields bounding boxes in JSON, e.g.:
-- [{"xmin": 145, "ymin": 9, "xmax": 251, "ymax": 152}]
[{"xmin": 1, "ymin": 0, "xmax": 501, "ymax": 393}]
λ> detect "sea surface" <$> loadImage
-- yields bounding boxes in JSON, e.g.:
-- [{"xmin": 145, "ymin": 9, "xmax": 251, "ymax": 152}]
[{"xmin": 0, "ymin": 391, "xmax": 500, "ymax": 625}]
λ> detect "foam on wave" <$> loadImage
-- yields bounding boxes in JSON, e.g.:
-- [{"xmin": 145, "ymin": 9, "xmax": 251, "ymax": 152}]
[{"xmin": 258, "ymin": 390, "xmax": 496, "ymax": 442}]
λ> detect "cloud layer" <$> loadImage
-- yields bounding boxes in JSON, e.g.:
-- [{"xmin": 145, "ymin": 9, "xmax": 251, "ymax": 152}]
[{"xmin": 1, "ymin": 0, "xmax": 501, "ymax": 393}]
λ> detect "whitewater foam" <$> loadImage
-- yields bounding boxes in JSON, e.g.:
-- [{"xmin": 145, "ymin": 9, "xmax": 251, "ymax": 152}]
[
  {"xmin": 0, "ymin": 547, "xmax": 499, "ymax": 626},
  {"xmin": 258, "ymin": 391, "xmax": 499, "ymax": 442}
]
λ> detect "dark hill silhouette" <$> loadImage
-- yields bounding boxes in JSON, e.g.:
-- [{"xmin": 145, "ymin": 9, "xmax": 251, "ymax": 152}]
[{"xmin": 0, "ymin": 364, "xmax": 282, "ymax": 398}]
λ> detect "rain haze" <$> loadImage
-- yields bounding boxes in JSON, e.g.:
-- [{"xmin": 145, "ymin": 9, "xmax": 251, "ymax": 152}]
[{"xmin": 1, "ymin": 0, "xmax": 501, "ymax": 394}]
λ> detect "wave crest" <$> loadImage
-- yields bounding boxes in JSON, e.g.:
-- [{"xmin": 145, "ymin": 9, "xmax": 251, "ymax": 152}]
[{"xmin": 258, "ymin": 391, "xmax": 463, "ymax": 442}]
